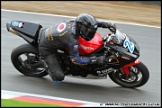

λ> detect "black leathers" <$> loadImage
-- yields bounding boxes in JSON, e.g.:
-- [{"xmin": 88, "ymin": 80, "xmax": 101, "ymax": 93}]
[{"xmin": 38, "ymin": 19, "xmax": 116, "ymax": 81}]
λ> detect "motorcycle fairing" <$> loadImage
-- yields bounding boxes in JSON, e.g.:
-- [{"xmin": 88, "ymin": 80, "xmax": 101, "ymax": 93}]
[
  {"xmin": 123, "ymin": 36, "xmax": 135, "ymax": 53},
  {"xmin": 10, "ymin": 20, "xmax": 42, "ymax": 40},
  {"xmin": 121, "ymin": 59, "xmax": 141, "ymax": 76},
  {"xmin": 78, "ymin": 32, "xmax": 103, "ymax": 55}
]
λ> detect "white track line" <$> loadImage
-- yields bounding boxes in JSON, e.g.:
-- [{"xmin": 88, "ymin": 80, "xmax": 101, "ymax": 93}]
[{"xmin": 1, "ymin": 9, "xmax": 160, "ymax": 28}]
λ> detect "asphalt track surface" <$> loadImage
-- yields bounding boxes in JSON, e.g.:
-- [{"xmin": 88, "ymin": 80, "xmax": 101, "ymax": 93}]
[{"xmin": 1, "ymin": 10, "xmax": 161, "ymax": 106}]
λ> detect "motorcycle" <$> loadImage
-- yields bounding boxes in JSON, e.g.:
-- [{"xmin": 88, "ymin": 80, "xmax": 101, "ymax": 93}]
[{"xmin": 6, "ymin": 20, "xmax": 149, "ymax": 88}]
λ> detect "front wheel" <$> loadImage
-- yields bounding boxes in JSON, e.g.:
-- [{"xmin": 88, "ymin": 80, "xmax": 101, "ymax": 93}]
[
  {"xmin": 11, "ymin": 44, "xmax": 48, "ymax": 77},
  {"xmin": 108, "ymin": 62, "xmax": 149, "ymax": 88}
]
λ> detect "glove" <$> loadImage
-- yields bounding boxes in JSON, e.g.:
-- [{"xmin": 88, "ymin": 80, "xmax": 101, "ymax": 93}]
[
  {"xmin": 108, "ymin": 22, "xmax": 116, "ymax": 33},
  {"xmin": 109, "ymin": 26, "xmax": 116, "ymax": 33},
  {"xmin": 110, "ymin": 36, "xmax": 119, "ymax": 44},
  {"xmin": 89, "ymin": 56, "xmax": 106, "ymax": 65}
]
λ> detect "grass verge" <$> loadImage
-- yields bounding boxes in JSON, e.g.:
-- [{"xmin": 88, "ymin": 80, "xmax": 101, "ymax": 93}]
[{"xmin": 1, "ymin": 99, "xmax": 62, "ymax": 107}]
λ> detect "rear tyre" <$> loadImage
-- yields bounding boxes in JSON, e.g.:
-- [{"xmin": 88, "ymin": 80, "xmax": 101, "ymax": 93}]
[{"xmin": 11, "ymin": 44, "xmax": 48, "ymax": 77}]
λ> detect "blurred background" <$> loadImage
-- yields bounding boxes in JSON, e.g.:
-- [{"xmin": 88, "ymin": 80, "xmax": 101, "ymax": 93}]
[
  {"xmin": 1, "ymin": 1, "xmax": 161, "ymax": 27},
  {"xmin": 126, "ymin": 1, "xmax": 161, "ymax": 6}
]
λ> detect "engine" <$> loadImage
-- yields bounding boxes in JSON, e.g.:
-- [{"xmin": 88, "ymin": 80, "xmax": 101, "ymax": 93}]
[{"xmin": 60, "ymin": 55, "xmax": 112, "ymax": 77}]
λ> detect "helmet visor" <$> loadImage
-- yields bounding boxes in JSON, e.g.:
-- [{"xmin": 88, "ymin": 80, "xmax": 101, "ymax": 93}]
[{"xmin": 80, "ymin": 24, "xmax": 97, "ymax": 41}]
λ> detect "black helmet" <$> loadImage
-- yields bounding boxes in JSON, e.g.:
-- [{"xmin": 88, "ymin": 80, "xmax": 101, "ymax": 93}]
[{"xmin": 76, "ymin": 13, "xmax": 98, "ymax": 41}]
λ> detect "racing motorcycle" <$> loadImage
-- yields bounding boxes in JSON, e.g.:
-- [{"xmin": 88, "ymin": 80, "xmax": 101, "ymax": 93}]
[{"xmin": 6, "ymin": 20, "xmax": 149, "ymax": 88}]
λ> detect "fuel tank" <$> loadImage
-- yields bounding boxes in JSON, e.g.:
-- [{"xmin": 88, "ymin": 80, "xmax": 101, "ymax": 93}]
[{"xmin": 78, "ymin": 32, "xmax": 103, "ymax": 55}]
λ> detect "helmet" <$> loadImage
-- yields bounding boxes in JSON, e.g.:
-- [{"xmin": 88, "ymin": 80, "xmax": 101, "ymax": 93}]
[{"xmin": 76, "ymin": 13, "xmax": 98, "ymax": 41}]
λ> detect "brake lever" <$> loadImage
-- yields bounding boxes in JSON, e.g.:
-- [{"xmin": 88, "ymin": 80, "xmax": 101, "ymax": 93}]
[{"xmin": 102, "ymin": 32, "xmax": 112, "ymax": 41}]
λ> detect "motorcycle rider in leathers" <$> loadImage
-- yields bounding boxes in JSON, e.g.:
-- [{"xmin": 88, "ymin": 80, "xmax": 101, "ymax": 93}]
[{"xmin": 38, "ymin": 13, "xmax": 116, "ymax": 82}]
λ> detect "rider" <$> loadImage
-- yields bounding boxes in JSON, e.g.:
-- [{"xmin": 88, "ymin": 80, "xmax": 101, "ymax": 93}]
[{"xmin": 38, "ymin": 13, "xmax": 116, "ymax": 82}]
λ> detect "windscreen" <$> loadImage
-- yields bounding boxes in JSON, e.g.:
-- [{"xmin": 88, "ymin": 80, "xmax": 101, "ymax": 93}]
[{"xmin": 114, "ymin": 29, "xmax": 126, "ymax": 45}]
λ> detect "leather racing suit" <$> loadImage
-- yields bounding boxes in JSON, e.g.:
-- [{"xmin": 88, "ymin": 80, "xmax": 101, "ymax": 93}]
[{"xmin": 38, "ymin": 19, "xmax": 116, "ymax": 82}]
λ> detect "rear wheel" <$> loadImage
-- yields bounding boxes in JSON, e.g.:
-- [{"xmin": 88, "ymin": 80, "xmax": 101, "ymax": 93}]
[
  {"xmin": 108, "ymin": 62, "xmax": 149, "ymax": 88},
  {"xmin": 11, "ymin": 44, "xmax": 48, "ymax": 77}
]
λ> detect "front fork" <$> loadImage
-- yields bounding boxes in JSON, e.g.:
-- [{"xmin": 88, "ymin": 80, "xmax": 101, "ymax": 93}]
[{"xmin": 121, "ymin": 59, "xmax": 141, "ymax": 76}]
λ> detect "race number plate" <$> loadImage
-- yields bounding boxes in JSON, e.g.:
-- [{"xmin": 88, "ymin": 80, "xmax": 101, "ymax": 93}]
[{"xmin": 123, "ymin": 37, "xmax": 135, "ymax": 53}]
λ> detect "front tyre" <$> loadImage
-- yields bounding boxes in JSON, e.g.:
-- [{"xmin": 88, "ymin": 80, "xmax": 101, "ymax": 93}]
[
  {"xmin": 11, "ymin": 44, "xmax": 48, "ymax": 77},
  {"xmin": 108, "ymin": 62, "xmax": 149, "ymax": 88}
]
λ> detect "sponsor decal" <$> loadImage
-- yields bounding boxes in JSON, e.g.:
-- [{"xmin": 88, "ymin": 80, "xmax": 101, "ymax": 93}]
[
  {"xmin": 59, "ymin": 30, "xmax": 68, "ymax": 36},
  {"xmin": 12, "ymin": 21, "xmax": 19, "ymax": 26},
  {"xmin": 73, "ymin": 45, "xmax": 78, "ymax": 51},
  {"xmin": 11, "ymin": 21, "xmax": 23, "ymax": 28},
  {"xmin": 57, "ymin": 23, "xmax": 66, "ymax": 32},
  {"xmin": 135, "ymin": 59, "xmax": 140, "ymax": 64},
  {"xmin": 80, "ymin": 44, "xmax": 94, "ymax": 51},
  {"xmin": 121, "ymin": 54, "xmax": 131, "ymax": 60},
  {"xmin": 18, "ymin": 22, "xmax": 23, "ymax": 28},
  {"xmin": 97, "ymin": 68, "xmax": 114, "ymax": 76}
]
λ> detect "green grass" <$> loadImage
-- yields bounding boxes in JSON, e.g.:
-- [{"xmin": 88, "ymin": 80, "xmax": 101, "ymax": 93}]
[{"xmin": 1, "ymin": 99, "xmax": 63, "ymax": 107}]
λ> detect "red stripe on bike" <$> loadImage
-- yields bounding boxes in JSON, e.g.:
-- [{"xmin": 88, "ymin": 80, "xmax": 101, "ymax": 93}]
[{"xmin": 122, "ymin": 59, "xmax": 141, "ymax": 76}]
